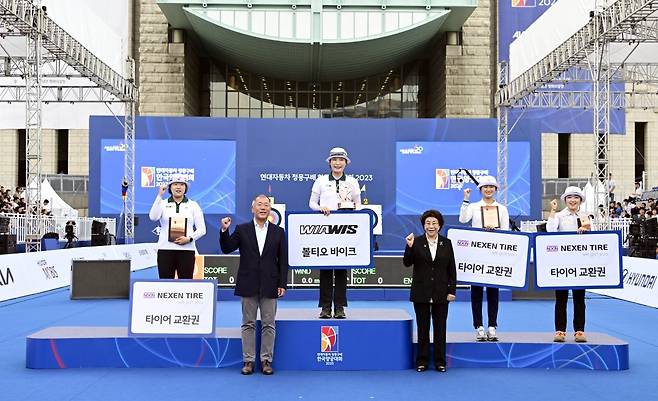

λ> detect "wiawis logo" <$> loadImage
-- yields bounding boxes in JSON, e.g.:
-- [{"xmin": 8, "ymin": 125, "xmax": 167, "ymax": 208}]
[
  {"xmin": 299, "ymin": 225, "xmax": 358, "ymax": 235},
  {"xmin": 0, "ymin": 267, "xmax": 14, "ymax": 286}
]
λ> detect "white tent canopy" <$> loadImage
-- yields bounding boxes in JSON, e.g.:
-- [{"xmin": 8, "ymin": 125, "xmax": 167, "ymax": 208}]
[{"xmin": 27, "ymin": 179, "xmax": 79, "ymax": 218}]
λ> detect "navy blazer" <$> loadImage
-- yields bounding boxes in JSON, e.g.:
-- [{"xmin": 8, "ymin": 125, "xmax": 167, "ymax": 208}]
[
  {"xmin": 220, "ymin": 221, "xmax": 288, "ymax": 299},
  {"xmin": 402, "ymin": 234, "xmax": 457, "ymax": 304}
]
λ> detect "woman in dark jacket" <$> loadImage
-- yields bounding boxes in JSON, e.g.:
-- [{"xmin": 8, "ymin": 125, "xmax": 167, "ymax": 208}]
[{"xmin": 403, "ymin": 209, "xmax": 457, "ymax": 372}]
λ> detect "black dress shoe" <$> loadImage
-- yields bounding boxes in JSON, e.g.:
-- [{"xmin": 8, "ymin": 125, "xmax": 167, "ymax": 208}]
[
  {"xmin": 416, "ymin": 365, "xmax": 427, "ymax": 372},
  {"xmin": 261, "ymin": 360, "xmax": 274, "ymax": 375},
  {"xmin": 319, "ymin": 307, "xmax": 332, "ymax": 319},
  {"xmin": 333, "ymin": 306, "xmax": 346, "ymax": 319},
  {"xmin": 241, "ymin": 361, "xmax": 254, "ymax": 375},
  {"xmin": 436, "ymin": 365, "xmax": 446, "ymax": 372}
]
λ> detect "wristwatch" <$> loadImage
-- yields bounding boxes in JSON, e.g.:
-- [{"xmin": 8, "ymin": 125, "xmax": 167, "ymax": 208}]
[{"xmin": 188, "ymin": 236, "xmax": 193, "ymax": 242}]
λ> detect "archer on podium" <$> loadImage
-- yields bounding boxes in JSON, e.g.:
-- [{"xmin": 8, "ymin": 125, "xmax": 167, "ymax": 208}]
[{"xmin": 309, "ymin": 147, "xmax": 361, "ymax": 319}]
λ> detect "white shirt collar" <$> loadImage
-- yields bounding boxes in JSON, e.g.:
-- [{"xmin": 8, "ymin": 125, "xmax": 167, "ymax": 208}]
[{"xmin": 253, "ymin": 218, "xmax": 269, "ymax": 230}]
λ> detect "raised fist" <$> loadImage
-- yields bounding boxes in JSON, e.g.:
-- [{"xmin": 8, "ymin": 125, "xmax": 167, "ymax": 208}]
[{"xmin": 405, "ymin": 233, "xmax": 414, "ymax": 248}]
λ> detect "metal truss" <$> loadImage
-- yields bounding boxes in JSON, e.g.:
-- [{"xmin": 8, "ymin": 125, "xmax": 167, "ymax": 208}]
[
  {"xmin": 497, "ymin": 0, "xmax": 658, "ymax": 107},
  {"xmin": 23, "ymin": 2, "xmax": 42, "ymax": 251},
  {"xmin": 0, "ymin": 0, "xmax": 138, "ymax": 249},
  {"xmin": 0, "ymin": 57, "xmax": 127, "ymax": 102},
  {"xmin": 496, "ymin": 0, "xmax": 658, "ymax": 227},
  {"xmin": 590, "ymin": 5, "xmax": 612, "ymax": 221}
]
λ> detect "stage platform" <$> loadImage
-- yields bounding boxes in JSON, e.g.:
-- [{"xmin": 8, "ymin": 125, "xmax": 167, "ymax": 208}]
[{"xmin": 26, "ymin": 308, "xmax": 628, "ymax": 371}]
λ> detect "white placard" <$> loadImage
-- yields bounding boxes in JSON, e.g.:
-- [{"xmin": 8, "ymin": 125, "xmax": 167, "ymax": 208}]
[
  {"xmin": 535, "ymin": 232, "xmax": 623, "ymax": 289},
  {"xmin": 286, "ymin": 211, "xmax": 374, "ymax": 268},
  {"xmin": 590, "ymin": 256, "xmax": 658, "ymax": 308},
  {"xmin": 447, "ymin": 227, "xmax": 530, "ymax": 289},
  {"xmin": 129, "ymin": 280, "xmax": 216, "ymax": 336}
]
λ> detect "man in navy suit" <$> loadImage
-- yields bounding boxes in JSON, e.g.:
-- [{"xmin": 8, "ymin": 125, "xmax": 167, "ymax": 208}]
[{"xmin": 220, "ymin": 194, "xmax": 288, "ymax": 375}]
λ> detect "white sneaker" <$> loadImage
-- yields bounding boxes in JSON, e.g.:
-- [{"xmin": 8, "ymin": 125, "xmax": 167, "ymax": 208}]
[
  {"xmin": 476, "ymin": 326, "xmax": 487, "ymax": 341},
  {"xmin": 487, "ymin": 326, "xmax": 498, "ymax": 341}
]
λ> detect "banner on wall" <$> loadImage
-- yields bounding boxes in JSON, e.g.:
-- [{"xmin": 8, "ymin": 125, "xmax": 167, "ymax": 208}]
[
  {"xmin": 534, "ymin": 231, "xmax": 623, "ymax": 289},
  {"xmin": 286, "ymin": 211, "xmax": 374, "ymax": 269},
  {"xmin": 446, "ymin": 227, "xmax": 531, "ymax": 289},
  {"xmin": 0, "ymin": 244, "xmax": 158, "ymax": 302},
  {"xmin": 590, "ymin": 256, "xmax": 658, "ymax": 308}
]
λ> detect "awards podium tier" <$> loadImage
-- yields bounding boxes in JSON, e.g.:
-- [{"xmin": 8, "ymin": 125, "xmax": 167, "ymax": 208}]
[{"xmin": 26, "ymin": 309, "xmax": 628, "ymax": 370}]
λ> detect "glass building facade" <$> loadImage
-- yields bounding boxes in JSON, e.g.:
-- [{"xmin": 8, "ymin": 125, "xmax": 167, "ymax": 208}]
[{"xmin": 208, "ymin": 61, "xmax": 426, "ymax": 118}]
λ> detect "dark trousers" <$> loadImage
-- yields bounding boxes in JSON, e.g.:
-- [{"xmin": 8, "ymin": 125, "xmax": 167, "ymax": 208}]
[
  {"xmin": 318, "ymin": 269, "xmax": 347, "ymax": 308},
  {"xmin": 157, "ymin": 249, "xmax": 196, "ymax": 279},
  {"xmin": 470, "ymin": 286, "xmax": 499, "ymax": 328},
  {"xmin": 414, "ymin": 302, "xmax": 449, "ymax": 367},
  {"xmin": 555, "ymin": 289, "xmax": 586, "ymax": 332}
]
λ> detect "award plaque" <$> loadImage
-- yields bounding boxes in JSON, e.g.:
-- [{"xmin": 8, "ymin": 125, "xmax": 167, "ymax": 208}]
[
  {"xmin": 169, "ymin": 216, "xmax": 188, "ymax": 242},
  {"xmin": 480, "ymin": 205, "xmax": 501, "ymax": 229},
  {"xmin": 577, "ymin": 214, "xmax": 591, "ymax": 229},
  {"xmin": 337, "ymin": 181, "xmax": 356, "ymax": 210}
]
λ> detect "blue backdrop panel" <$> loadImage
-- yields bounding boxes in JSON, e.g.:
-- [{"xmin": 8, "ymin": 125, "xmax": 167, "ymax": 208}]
[
  {"xmin": 498, "ymin": 1, "xmax": 625, "ymax": 134},
  {"xmin": 100, "ymin": 139, "xmax": 236, "ymax": 214},
  {"xmin": 89, "ymin": 117, "xmax": 542, "ymax": 253},
  {"xmin": 26, "ymin": 327, "xmax": 242, "ymax": 368},
  {"xmin": 444, "ymin": 332, "xmax": 629, "ymax": 370},
  {"xmin": 396, "ymin": 141, "xmax": 530, "ymax": 216}
]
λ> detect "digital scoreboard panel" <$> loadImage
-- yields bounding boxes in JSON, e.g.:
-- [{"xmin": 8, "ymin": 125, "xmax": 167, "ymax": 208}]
[{"xmin": 202, "ymin": 255, "xmax": 414, "ymax": 288}]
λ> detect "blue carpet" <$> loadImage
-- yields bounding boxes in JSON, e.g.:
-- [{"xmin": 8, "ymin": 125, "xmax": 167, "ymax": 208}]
[{"xmin": 1, "ymin": 267, "xmax": 657, "ymax": 401}]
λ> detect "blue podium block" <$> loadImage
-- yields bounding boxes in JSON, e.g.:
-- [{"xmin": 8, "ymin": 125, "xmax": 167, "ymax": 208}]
[
  {"xmin": 26, "ymin": 327, "xmax": 243, "ymax": 369},
  {"xmin": 26, "ymin": 315, "xmax": 628, "ymax": 371},
  {"xmin": 434, "ymin": 332, "xmax": 628, "ymax": 370},
  {"xmin": 273, "ymin": 309, "xmax": 413, "ymax": 371}
]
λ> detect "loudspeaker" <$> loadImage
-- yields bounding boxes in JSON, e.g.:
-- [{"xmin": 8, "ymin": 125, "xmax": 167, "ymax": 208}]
[
  {"xmin": 70, "ymin": 260, "xmax": 131, "ymax": 299},
  {"xmin": 91, "ymin": 233, "xmax": 111, "ymax": 246},
  {"xmin": 0, "ymin": 234, "xmax": 16, "ymax": 254},
  {"xmin": 91, "ymin": 220, "xmax": 106, "ymax": 235},
  {"xmin": 42, "ymin": 232, "xmax": 59, "ymax": 240},
  {"xmin": 0, "ymin": 217, "xmax": 9, "ymax": 233}
]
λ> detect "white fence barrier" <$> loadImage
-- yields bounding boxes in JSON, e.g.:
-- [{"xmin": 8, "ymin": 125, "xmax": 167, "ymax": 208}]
[{"xmin": 0, "ymin": 213, "xmax": 116, "ymax": 244}]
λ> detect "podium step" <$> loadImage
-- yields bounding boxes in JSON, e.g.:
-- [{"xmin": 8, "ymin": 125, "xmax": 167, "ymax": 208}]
[{"xmin": 26, "ymin": 311, "xmax": 628, "ymax": 371}]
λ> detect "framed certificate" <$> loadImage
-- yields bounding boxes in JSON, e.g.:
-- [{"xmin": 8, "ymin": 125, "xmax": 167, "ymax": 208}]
[
  {"xmin": 480, "ymin": 205, "xmax": 501, "ymax": 229},
  {"xmin": 169, "ymin": 216, "xmax": 188, "ymax": 242}
]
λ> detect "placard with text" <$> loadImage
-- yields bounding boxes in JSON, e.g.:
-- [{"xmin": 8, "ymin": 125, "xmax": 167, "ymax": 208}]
[
  {"xmin": 534, "ymin": 231, "xmax": 623, "ymax": 290},
  {"xmin": 129, "ymin": 279, "xmax": 217, "ymax": 336},
  {"xmin": 286, "ymin": 211, "xmax": 374, "ymax": 269},
  {"xmin": 446, "ymin": 227, "xmax": 531, "ymax": 289}
]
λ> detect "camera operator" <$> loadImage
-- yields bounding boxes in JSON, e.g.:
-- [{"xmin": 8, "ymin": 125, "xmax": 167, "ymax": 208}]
[{"xmin": 64, "ymin": 220, "xmax": 77, "ymax": 248}]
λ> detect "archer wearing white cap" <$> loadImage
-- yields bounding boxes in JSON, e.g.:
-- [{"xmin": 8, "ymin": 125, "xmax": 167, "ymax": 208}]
[
  {"xmin": 459, "ymin": 175, "xmax": 510, "ymax": 341},
  {"xmin": 309, "ymin": 147, "xmax": 361, "ymax": 319},
  {"xmin": 148, "ymin": 174, "xmax": 206, "ymax": 279},
  {"xmin": 546, "ymin": 186, "xmax": 590, "ymax": 343}
]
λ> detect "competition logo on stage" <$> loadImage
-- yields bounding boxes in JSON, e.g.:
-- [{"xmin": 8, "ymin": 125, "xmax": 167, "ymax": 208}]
[
  {"xmin": 321, "ymin": 326, "xmax": 339, "ymax": 352},
  {"xmin": 512, "ymin": 0, "xmax": 536, "ymax": 7},
  {"xmin": 317, "ymin": 326, "xmax": 343, "ymax": 366},
  {"xmin": 141, "ymin": 167, "xmax": 155, "ymax": 187}
]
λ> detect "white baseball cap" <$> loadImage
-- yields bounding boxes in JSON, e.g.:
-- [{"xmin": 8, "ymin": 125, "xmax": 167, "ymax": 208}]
[
  {"xmin": 326, "ymin": 147, "xmax": 351, "ymax": 164},
  {"xmin": 477, "ymin": 175, "xmax": 499, "ymax": 190},
  {"xmin": 561, "ymin": 186, "xmax": 585, "ymax": 202},
  {"xmin": 168, "ymin": 174, "xmax": 189, "ymax": 192}
]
